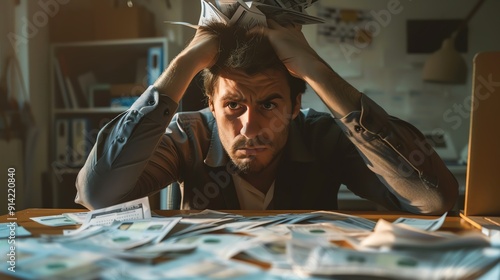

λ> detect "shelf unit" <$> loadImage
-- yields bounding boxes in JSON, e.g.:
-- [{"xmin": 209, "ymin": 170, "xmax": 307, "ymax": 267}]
[{"xmin": 48, "ymin": 37, "xmax": 173, "ymax": 208}]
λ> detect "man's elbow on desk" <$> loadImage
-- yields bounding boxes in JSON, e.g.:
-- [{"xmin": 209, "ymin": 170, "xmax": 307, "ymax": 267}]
[
  {"xmin": 409, "ymin": 182, "xmax": 459, "ymax": 216},
  {"xmin": 74, "ymin": 169, "xmax": 121, "ymax": 210},
  {"xmin": 432, "ymin": 172, "xmax": 460, "ymax": 215},
  {"xmin": 74, "ymin": 172, "xmax": 101, "ymax": 210}
]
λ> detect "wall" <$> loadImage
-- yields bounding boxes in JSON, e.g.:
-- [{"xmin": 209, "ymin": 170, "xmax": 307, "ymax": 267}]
[
  {"xmin": 302, "ymin": 0, "xmax": 500, "ymax": 158},
  {"xmin": 142, "ymin": 0, "xmax": 199, "ymax": 47},
  {"xmin": 1, "ymin": 0, "xmax": 51, "ymax": 214},
  {"xmin": 0, "ymin": 0, "xmax": 29, "ymax": 214}
]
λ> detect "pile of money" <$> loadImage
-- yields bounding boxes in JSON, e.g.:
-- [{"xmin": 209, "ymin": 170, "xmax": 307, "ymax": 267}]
[
  {"xmin": 2, "ymin": 198, "xmax": 498, "ymax": 279},
  {"xmin": 168, "ymin": 0, "xmax": 325, "ymax": 29}
]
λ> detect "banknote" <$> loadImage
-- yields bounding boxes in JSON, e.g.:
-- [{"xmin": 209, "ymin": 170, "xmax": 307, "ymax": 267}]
[
  {"xmin": 64, "ymin": 218, "xmax": 181, "ymax": 251},
  {"xmin": 30, "ymin": 215, "xmax": 78, "ymax": 227},
  {"xmin": 167, "ymin": 0, "xmax": 324, "ymax": 30}
]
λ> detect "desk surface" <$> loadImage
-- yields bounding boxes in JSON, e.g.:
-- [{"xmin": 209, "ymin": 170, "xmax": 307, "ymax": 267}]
[{"xmin": 1, "ymin": 208, "xmax": 475, "ymax": 237}]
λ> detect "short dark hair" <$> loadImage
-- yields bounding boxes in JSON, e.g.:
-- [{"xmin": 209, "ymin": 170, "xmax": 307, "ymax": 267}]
[{"xmin": 201, "ymin": 22, "xmax": 306, "ymax": 107}]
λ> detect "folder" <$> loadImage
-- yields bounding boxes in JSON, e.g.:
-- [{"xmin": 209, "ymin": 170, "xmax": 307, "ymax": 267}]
[
  {"xmin": 69, "ymin": 118, "xmax": 89, "ymax": 167},
  {"xmin": 147, "ymin": 46, "xmax": 163, "ymax": 85},
  {"xmin": 55, "ymin": 118, "xmax": 70, "ymax": 165}
]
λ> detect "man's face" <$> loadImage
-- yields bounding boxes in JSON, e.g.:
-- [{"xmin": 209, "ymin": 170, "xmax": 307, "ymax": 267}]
[{"xmin": 209, "ymin": 69, "xmax": 301, "ymax": 174}]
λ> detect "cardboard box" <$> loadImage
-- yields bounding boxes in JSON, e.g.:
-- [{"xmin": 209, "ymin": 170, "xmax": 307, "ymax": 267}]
[
  {"xmin": 94, "ymin": 6, "xmax": 155, "ymax": 40},
  {"xmin": 91, "ymin": 0, "xmax": 120, "ymax": 10},
  {"xmin": 50, "ymin": 1, "xmax": 155, "ymax": 42},
  {"xmin": 49, "ymin": 10, "xmax": 95, "ymax": 43}
]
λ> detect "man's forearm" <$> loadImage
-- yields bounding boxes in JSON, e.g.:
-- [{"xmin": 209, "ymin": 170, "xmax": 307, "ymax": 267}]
[
  {"xmin": 335, "ymin": 95, "xmax": 458, "ymax": 214},
  {"xmin": 153, "ymin": 54, "xmax": 205, "ymax": 103},
  {"xmin": 75, "ymin": 54, "xmax": 200, "ymax": 210},
  {"xmin": 302, "ymin": 59, "xmax": 362, "ymax": 118},
  {"xmin": 154, "ymin": 26, "xmax": 220, "ymax": 101},
  {"xmin": 75, "ymin": 87, "xmax": 180, "ymax": 210},
  {"xmin": 76, "ymin": 56, "xmax": 196, "ymax": 209},
  {"xmin": 304, "ymin": 59, "xmax": 458, "ymax": 214},
  {"xmin": 76, "ymin": 27, "xmax": 220, "ymax": 209}
]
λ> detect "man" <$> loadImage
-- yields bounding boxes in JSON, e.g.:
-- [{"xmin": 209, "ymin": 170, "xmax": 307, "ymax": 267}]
[{"xmin": 75, "ymin": 21, "xmax": 458, "ymax": 214}]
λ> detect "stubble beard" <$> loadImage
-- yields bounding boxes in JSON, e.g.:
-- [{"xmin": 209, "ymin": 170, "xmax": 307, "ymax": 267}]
[
  {"xmin": 229, "ymin": 137, "xmax": 271, "ymax": 175},
  {"xmin": 232, "ymin": 158, "xmax": 253, "ymax": 174}
]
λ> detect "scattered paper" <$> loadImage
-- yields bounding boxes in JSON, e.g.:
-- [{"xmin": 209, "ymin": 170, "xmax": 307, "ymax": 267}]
[
  {"xmin": 393, "ymin": 212, "xmax": 447, "ymax": 231},
  {"xmin": 164, "ymin": 233, "xmax": 253, "ymax": 259},
  {"xmin": 0, "ymin": 222, "xmax": 31, "ymax": 238},
  {"xmin": 30, "ymin": 214, "xmax": 79, "ymax": 227},
  {"xmin": 81, "ymin": 196, "xmax": 151, "ymax": 228},
  {"xmin": 65, "ymin": 218, "xmax": 182, "ymax": 251},
  {"xmin": 4, "ymin": 207, "xmax": 499, "ymax": 279},
  {"xmin": 288, "ymin": 238, "xmax": 500, "ymax": 280},
  {"xmin": 62, "ymin": 212, "xmax": 89, "ymax": 224},
  {"xmin": 356, "ymin": 219, "xmax": 491, "ymax": 249},
  {"xmin": 123, "ymin": 251, "xmax": 267, "ymax": 279}
]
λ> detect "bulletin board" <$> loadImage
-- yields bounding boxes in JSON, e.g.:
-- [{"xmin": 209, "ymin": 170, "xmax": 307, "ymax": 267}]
[{"xmin": 316, "ymin": 6, "xmax": 373, "ymax": 45}]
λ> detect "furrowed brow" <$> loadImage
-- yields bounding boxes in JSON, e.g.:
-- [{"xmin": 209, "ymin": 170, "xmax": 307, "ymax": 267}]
[
  {"xmin": 220, "ymin": 92, "xmax": 245, "ymax": 102},
  {"xmin": 257, "ymin": 93, "xmax": 283, "ymax": 104}
]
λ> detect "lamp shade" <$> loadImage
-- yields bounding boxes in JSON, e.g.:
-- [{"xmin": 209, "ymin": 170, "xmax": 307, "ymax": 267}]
[{"xmin": 422, "ymin": 37, "xmax": 467, "ymax": 84}]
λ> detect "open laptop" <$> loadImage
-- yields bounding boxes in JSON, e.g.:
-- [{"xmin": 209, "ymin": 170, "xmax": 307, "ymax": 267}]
[{"xmin": 459, "ymin": 51, "xmax": 500, "ymax": 234}]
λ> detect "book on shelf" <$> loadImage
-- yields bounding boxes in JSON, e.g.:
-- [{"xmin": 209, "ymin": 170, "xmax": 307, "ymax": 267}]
[
  {"xmin": 53, "ymin": 56, "xmax": 71, "ymax": 109},
  {"xmin": 77, "ymin": 71, "xmax": 97, "ymax": 105},
  {"xmin": 55, "ymin": 54, "xmax": 89, "ymax": 109},
  {"xmin": 65, "ymin": 76, "xmax": 78, "ymax": 109}
]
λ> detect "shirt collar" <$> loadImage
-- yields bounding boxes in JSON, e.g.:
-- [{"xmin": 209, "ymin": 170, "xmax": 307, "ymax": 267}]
[
  {"xmin": 204, "ymin": 120, "xmax": 229, "ymax": 167},
  {"xmin": 204, "ymin": 112, "xmax": 314, "ymax": 168}
]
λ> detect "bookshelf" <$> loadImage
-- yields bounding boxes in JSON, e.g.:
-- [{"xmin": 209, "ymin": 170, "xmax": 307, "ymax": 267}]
[{"xmin": 48, "ymin": 37, "xmax": 174, "ymax": 208}]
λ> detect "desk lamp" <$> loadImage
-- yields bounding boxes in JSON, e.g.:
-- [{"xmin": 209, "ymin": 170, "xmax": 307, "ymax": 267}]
[{"xmin": 422, "ymin": 0, "xmax": 486, "ymax": 84}]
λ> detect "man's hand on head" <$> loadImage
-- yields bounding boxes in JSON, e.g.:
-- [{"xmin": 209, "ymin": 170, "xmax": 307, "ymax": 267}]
[
  {"xmin": 153, "ymin": 25, "xmax": 221, "ymax": 103},
  {"xmin": 179, "ymin": 25, "xmax": 221, "ymax": 73},
  {"xmin": 255, "ymin": 19, "xmax": 320, "ymax": 80}
]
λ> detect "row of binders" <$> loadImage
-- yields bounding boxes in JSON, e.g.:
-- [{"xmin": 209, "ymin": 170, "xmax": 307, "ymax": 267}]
[{"xmin": 54, "ymin": 118, "xmax": 91, "ymax": 167}]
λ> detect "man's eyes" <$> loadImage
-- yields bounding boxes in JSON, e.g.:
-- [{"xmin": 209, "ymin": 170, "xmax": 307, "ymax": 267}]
[
  {"xmin": 261, "ymin": 102, "xmax": 277, "ymax": 110},
  {"xmin": 227, "ymin": 102, "xmax": 241, "ymax": 110},
  {"xmin": 224, "ymin": 101, "xmax": 278, "ymax": 111}
]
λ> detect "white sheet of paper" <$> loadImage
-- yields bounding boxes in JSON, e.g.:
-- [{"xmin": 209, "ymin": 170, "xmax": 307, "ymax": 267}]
[{"xmin": 83, "ymin": 197, "xmax": 151, "ymax": 227}]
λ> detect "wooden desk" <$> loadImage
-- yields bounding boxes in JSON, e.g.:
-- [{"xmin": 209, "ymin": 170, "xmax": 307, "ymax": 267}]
[{"xmin": 1, "ymin": 208, "xmax": 475, "ymax": 237}]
